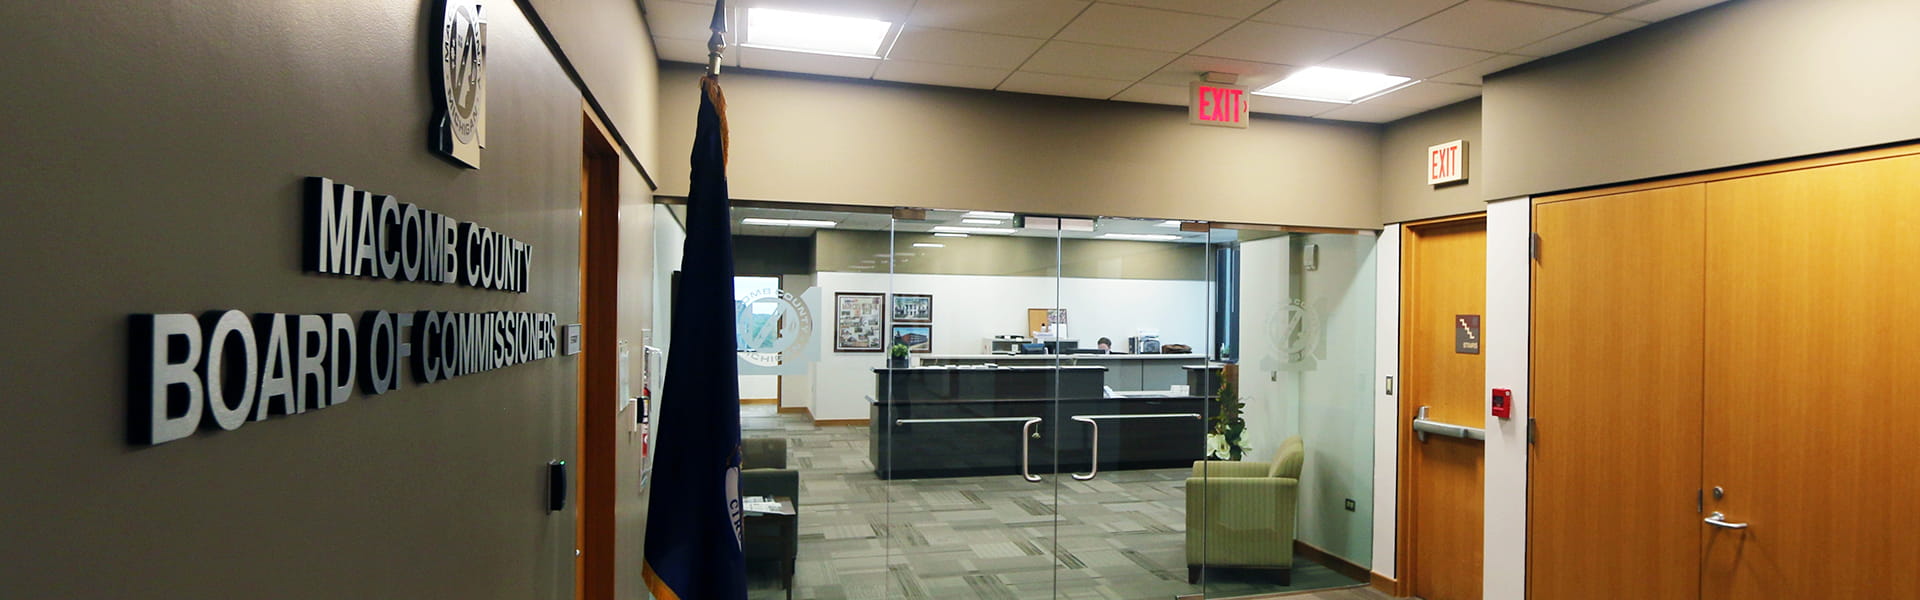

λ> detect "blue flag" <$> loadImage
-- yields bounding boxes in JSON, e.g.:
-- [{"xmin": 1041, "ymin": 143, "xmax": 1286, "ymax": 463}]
[{"xmin": 643, "ymin": 74, "xmax": 746, "ymax": 600}]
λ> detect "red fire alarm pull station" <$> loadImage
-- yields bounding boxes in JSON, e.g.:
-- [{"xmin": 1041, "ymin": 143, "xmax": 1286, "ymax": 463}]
[{"xmin": 1491, "ymin": 388, "xmax": 1513, "ymax": 419}]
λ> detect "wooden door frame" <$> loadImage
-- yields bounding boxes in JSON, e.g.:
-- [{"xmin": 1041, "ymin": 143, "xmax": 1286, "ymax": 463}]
[
  {"xmin": 578, "ymin": 105, "xmax": 620, "ymax": 600},
  {"xmin": 1394, "ymin": 212, "xmax": 1487, "ymax": 599}
]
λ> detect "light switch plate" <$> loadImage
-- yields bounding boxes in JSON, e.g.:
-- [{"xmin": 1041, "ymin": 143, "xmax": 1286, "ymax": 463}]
[{"xmin": 562, "ymin": 323, "xmax": 582, "ymax": 356}]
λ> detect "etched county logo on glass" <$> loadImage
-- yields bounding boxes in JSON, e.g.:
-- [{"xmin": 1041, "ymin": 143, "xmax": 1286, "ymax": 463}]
[{"xmin": 432, "ymin": 0, "xmax": 487, "ymax": 168}]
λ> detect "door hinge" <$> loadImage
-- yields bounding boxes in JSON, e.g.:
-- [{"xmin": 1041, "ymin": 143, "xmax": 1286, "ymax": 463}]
[
  {"xmin": 1530, "ymin": 232, "xmax": 1542, "ymax": 261},
  {"xmin": 1527, "ymin": 417, "xmax": 1537, "ymax": 444}
]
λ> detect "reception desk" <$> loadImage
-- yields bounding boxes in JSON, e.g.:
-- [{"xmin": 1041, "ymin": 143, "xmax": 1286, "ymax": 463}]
[
  {"xmin": 869, "ymin": 366, "xmax": 1216, "ymax": 479},
  {"xmin": 916, "ymin": 353, "xmax": 1208, "ymax": 392}
]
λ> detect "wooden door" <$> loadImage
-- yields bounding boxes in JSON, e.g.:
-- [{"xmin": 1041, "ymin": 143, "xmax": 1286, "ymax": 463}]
[
  {"xmin": 1701, "ymin": 155, "xmax": 1920, "ymax": 599},
  {"xmin": 1401, "ymin": 217, "xmax": 1486, "ymax": 600},
  {"xmin": 1529, "ymin": 186, "xmax": 1705, "ymax": 599}
]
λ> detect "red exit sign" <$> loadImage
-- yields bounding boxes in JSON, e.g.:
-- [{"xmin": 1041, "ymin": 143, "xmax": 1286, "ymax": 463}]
[
  {"xmin": 1189, "ymin": 82, "xmax": 1249, "ymax": 129},
  {"xmin": 1428, "ymin": 139, "xmax": 1467, "ymax": 185}
]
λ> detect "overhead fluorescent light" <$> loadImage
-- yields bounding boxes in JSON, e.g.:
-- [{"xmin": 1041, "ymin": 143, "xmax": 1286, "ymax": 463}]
[
  {"xmin": 912, "ymin": 243, "xmax": 945, "ymax": 248},
  {"xmin": 743, "ymin": 7, "xmax": 892, "ymax": 58},
  {"xmin": 933, "ymin": 233, "xmax": 969, "ymax": 238},
  {"xmin": 932, "ymin": 226, "xmax": 1016, "ymax": 235},
  {"xmin": 1100, "ymin": 233, "xmax": 1182, "ymax": 242},
  {"xmin": 963, "ymin": 211, "xmax": 1014, "ymax": 220},
  {"xmin": 1156, "ymin": 220, "xmax": 1182, "ymax": 228},
  {"xmin": 960, "ymin": 218, "xmax": 1003, "ymax": 225},
  {"xmin": 1254, "ymin": 67, "xmax": 1414, "ymax": 104},
  {"xmin": 741, "ymin": 217, "xmax": 837, "ymax": 228}
]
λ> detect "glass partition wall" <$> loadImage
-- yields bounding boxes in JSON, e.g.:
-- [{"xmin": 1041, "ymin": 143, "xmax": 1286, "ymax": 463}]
[{"xmin": 657, "ymin": 200, "xmax": 1378, "ymax": 600}]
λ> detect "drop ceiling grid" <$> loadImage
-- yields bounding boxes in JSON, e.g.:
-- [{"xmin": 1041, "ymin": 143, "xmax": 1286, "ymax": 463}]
[{"xmin": 643, "ymin": 0, "xmax": 1726, "ymax": 123}]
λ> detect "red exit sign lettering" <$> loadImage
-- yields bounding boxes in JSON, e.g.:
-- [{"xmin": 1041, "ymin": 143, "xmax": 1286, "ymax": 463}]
[
  {"xmin": 1428, "ymin": 139, "xmax": 1467, "ymax": 185},
  {"xmin": 1188, "ymin": 82, "xmax": 1249, "ymax": 129}
]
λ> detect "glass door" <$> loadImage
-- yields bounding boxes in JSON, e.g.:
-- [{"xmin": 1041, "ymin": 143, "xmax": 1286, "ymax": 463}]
[
  {"xmin": 871, "ymin": 208, "xmax": 1065, "ymax": 598},
  {"xmin": 1048, "ymin": 216, "xmax": 1218, "ymax": 598}
]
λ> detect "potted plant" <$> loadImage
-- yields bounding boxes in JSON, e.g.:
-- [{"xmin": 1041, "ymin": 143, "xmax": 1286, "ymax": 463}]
[
  {"xmin": 1205, "ymin": 365, "xmax": 1249, "ymax": 461},
  {"xmin": 888, "ymin": 343, "xmax": 910, "ymax": 368}
]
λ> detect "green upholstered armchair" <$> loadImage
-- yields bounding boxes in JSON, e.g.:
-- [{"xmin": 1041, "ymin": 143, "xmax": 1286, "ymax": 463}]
[{"xmin": 1185, "ymin": 435, "xmax": 1303, "ymax": 584}]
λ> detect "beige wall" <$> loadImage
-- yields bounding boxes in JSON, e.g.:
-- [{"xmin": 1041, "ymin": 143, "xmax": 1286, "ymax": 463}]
[
  {"xmin": 528, "ymin": 0, "xmax": 662, "ymax": 174},
  {"xmin": 0, "ymin": 1, "xmax": 658, "ymax": 599},
  {"xmin": 524, "ymin": 4, "xmax": 663, "ymax": 597},
  {"xmin": 657, "ymin": 64, "xmax": 1385, "ymax": 229},
  {"xmin": 1379, "ymin": 99, "xmax": 1485, "ymax": 223},
  {"xmin": 812, "ymin": 230, "xmax": 1208, "ymax": 280},
  {"xmin": 1482, "ymin": 0, "xmax": 1920, "ymax": 199}
]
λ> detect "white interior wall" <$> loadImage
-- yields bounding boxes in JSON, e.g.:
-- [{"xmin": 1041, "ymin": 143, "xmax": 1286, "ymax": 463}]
[
  {"xmin": 1371, "ymin": 224, "xmax": 1402, "ymax": 578},
  {"xmin": 1484, "ymin": 198, "xmax": 1531, "ymax": 599},
  {"xmin": 1290, "ymin": 232, "xmax": 1380, "ymax": 565},
  {"xmin": 808, "ymin": 271, "xmax": 1210, "ymax": 421},
  {"xmin": 1237, "ymin": 236, "xmax": 1297, "ymax": 461},
  {"xmin": 649, "ymin": 204, "xmax": 687, "ymax": 428}
]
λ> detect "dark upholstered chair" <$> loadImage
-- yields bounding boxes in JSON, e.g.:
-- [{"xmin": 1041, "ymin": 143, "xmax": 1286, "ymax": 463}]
[{"xmin": 741, "ymin": 438, "xmax": 798, "ymax": 597}]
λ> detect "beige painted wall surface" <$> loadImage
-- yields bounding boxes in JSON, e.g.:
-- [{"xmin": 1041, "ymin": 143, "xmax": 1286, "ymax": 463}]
[
  {"xmin": 657, "ymin": 65, "xmax": 1384, "ymax": 229},
  {"xmin": 528, "ymin": 0, "xmax": 662, "ymax": 174},
  {"xmin": 0, "ymin": 2, "xmax": 605, "ymax": 599},
  {"xmin": 1483, "ymin": 0, "xmax": 1920, "ymax": 199},
  {"xmin": 1380, "ymin": 99, "xmax": 1485, "ymax": 223}
]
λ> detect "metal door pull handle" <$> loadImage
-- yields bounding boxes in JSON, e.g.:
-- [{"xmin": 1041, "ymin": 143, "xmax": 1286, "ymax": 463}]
[
  {"xmin": 1705, "ymin": 512, "xmax": 1749, "ymax": 529},
  {"xmin": 1412, "ymin": 406, "xmax": 1486, "ymax": 442},
  {"xmin": 1019, "ymin": 417, "xmax": 1044, "ymax": 483}
]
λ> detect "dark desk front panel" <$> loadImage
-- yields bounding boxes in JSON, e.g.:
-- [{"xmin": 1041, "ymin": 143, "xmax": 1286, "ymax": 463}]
[{"xmin": 871, "ymin": 395, "xmax": 1215, "ymax": 480}]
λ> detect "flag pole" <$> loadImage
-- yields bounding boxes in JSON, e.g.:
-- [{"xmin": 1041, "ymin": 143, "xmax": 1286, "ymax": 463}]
[{"xmin": 707, "ymin": 0, "xmax": 727, "ymax": 76}]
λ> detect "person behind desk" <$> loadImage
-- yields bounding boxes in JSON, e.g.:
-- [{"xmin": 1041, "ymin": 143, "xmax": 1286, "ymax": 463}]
[{"xmin": 1096, "ymin": 338, "xmax": 1112, "ymax": 353}]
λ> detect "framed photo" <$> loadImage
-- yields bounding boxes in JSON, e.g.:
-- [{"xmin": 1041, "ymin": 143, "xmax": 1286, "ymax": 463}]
[
  {"xmin": 890, "ymin": 324, "xmax": 932, "ymax": 353},
  {"xmin": 834, "ymin": 292, "xmax": 886, "ymax": 352},
  {"xmin": 891, "ymin": 293, "xmax": 933, "ymax": 323}
]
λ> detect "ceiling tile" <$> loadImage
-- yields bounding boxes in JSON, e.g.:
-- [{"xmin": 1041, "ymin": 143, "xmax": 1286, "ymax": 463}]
[
  {"xmin": 1366, "ymin": 81, "xmax": 1482, "ymax": 108},
  {"xmin": 885, "ymin": 27, "xmax": 1045, "ymax": 69},
  {"xmin": 1252, "ymin": 0, "xmax": 1462, "ymax": 36},
  {"xmin": 1141, "ymin": 55, "xmax": 1295, "ymax": 89},
  {"xmin": 1516, "ymin": 0, "xmax": 1646, "ymax": 13},
  {"xmin": 1055, "ymin": 4, "xmax": 1237, "ymax": 52},
  {"xmin": 655, "ymin": 36, "xmax": 741, "ymax": 67},
  {"xmin": 739, "ymin": 46, "xmax": 881, "ymax": 79},
  {"xmin": 1099, "ymin": 0, "xmax": 1276, "ymax": 19},
  {"xmin": 645, "ymin": 0, "xmax": 721, "ymax": 40},
  {"xmin": 1615, "ymin": 0, "xmax": 1727, "ymax": 22},
  {"xmin": 741, "ymin": 0, "xmax": 919, "ymax": 22},
  {"xmin": 1112, "ymin": 82, "xmax": 1190, "ymax": 107},
  {"xmin": 905, "ymin": 0, "xmax": 1092, "ymax": 39},
  {"xmin": 1020, "ymin": 41, "xmax": 1178, "ymax": 81},
  {"xmin": 875, "ymin": 60, "xmax": 1011, "ymax": 89},
  {"xmin": 1389, "ymin": 0, "xmax": 1602, "ymax": 53},
  {"xmin": 1249, "ymin": 94, "xmax": 1339, "ymax": 117},
  {"xmin": 1511, "ymin": 16, "xmax": 1645, "ymax": 56},
  {"xmin": 1322, "ymin": 38, "xmax": 1493, "ymax": 79},
  {"xmin": 1193, "ymin": 22, "xmax": 1373, "ymax": 65},
  {"xmin": 1314, "ymin": 101, "xmax": 1433, "ymax": 123},
  {"xmin": 1428, "ymin": 53, "xmax": 1535, "ymax": 84},
  {"xmin": 998, "ymin": 71, "xmax": 1133, "ymax": 99}
]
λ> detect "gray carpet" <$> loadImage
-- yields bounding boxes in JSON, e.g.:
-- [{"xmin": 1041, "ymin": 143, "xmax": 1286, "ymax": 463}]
[{"xmin": 740, "ymin": 405, "xmax": 1372, "ymax": 599}]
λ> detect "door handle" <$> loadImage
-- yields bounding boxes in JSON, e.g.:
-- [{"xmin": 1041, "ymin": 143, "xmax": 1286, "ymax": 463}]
[
  {"xmin": 1064, "ymin": 413, "xmax": 1202, "ymax": 481},
  {"xmin": 1019, "ymin": 417, "xmax": 1044, "ymax": 483},
  {"xmin": 1071, "ymin": 416, "xmax": 1099, "ymax": 481},
  {"xmin": 1704, "ymin": 512, "xmax": 1749, "ymax": 529}
]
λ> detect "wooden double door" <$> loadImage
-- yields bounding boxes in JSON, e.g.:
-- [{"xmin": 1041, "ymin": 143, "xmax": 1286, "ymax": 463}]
[{"xmin": 1530, "ymin": 149, "xmax": 1920, "ymax": 599}]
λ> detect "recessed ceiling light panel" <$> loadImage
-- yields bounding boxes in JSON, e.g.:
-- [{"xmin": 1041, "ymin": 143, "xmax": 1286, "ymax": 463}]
[
  {"xmin": 741, "ymin": 217, "xmax": 837, "ymax": 228},
  {"xmin": 743, "ymin": 7, "xmax": 892, "ymax": 58},
  {"xmin": 1099, "ymin": 233, "xmax": 1183, "ymax": 242},
  {"xmin": 931, "ymin": 226, "xmax": 1016, "ymax": 235},
  {"xmin": 1254, "ymin": 67, "xmax": 1414, "ymax": 104}
]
